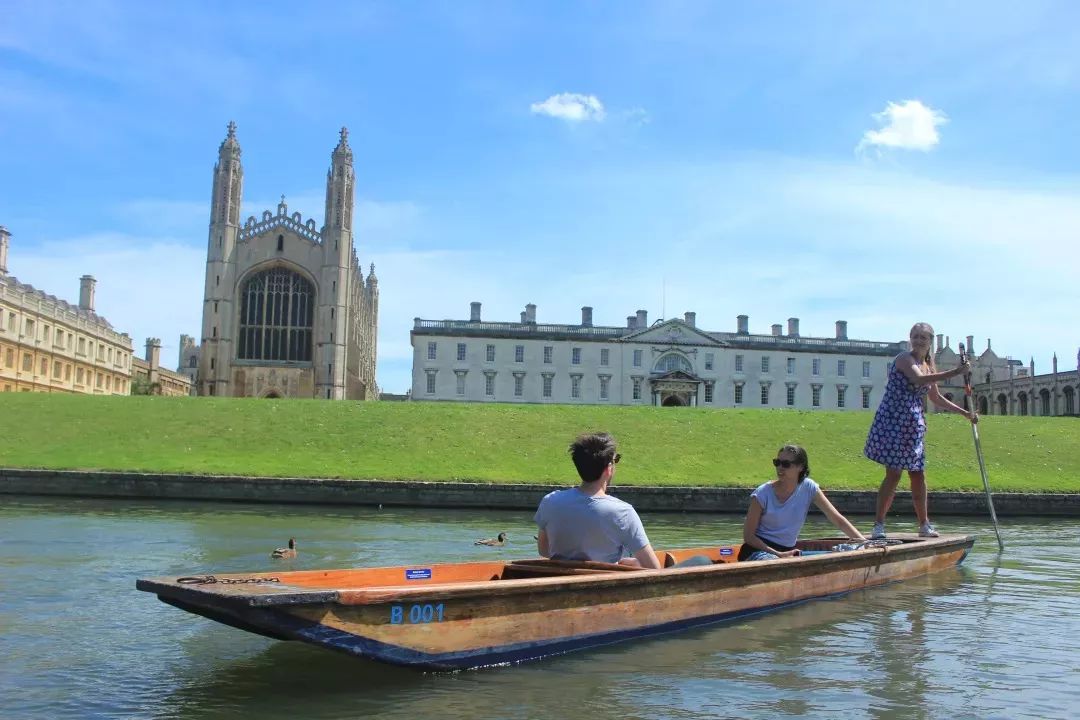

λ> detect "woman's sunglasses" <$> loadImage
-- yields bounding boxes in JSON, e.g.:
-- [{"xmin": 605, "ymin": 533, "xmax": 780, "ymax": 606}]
[
  {"xmin": 611, "ymin": 453, "xmax": 621, "ymax": 465},
  {"xmin": 772, "ymin": 458, "xmax": 796, "ymax": 468}
]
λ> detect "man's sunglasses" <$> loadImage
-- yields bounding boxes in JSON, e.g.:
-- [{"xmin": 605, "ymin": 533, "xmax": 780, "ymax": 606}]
[
  {"xmin": 772, "ymin": 458, "xmax": 796, "ymax": 469},
  {"xmin": 611, "ymin": 453, "xmax": 621, "ymax": 465}
]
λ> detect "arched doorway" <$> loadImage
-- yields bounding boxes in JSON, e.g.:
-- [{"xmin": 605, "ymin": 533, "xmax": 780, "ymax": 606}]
[
  {"xmin": 1040, "ymin": 389, "xmax": 1052, "ymax": 416},
  {"xmin": 997, "ymin": 394, "xmax": 1008, "ymax": 415},
  {"xmin": 1065, "ymin": 386, "xmax": 1076, "ymax": 415},
  {"xmin": 263, "ymin": 390, "xmax": 282, "ymax": 398},
  {"xmin": 662, "ymin": 395, "xmax": 686, "ymax": 407},
  {"xmin": 978, "ymin": 396, "xmax": 989, "ymax": 415},
  {"xmin": 1018, "ymin": 392, "xmax": 1029, "ymax": 416}
]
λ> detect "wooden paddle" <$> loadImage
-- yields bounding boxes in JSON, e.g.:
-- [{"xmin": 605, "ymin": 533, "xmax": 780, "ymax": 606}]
[{"xmin": 959, "ymin": 343, "xmax": 1005, "ymax": 552}]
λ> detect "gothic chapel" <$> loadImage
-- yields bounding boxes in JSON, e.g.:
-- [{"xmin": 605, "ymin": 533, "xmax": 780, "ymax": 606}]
[{"xmin": 192, "ymin": 122, "xmax": 379, "ymax": 399}]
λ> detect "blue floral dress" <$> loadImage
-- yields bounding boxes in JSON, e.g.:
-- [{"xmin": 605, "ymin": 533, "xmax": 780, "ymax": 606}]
[{"xmin": 864, "ymin": 357, "xmax": 928, "ymax": 471}]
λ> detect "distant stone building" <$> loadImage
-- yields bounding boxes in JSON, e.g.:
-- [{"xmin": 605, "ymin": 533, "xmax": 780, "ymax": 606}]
[
  {"xmin": 177, "ymin": 334, "xmax": 198, "ymax": 392},
  {"xmin": 131, "ymin": 338, "xmax": 193, "ymax": 397},
  {"xmin": 0, "ymin": 226, "xmax": 134, "ymax": 394},
  {"xmin": 187, "ymin": 123, "xmax": 379, "ymax": 400},
  {"xmin": 411, "ymin": 302, "xmax": 907, "ymax": 410},
  {"xmin": 411, "ymin": 303, "xmax": 1077, "ymax": 416},
  {"xmin": 941, "ymin": 341, "xmax": 1080, "ymax": 417}
]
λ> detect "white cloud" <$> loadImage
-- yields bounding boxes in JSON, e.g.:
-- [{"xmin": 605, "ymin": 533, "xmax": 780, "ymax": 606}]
[
  {"xmin": 623, "ymin": 107, "xmax": 651, "ymax": 125},
  {"xmin": 530, "ymin": 93, "xmax": 606, "ymax": 122},
  {"xmin": 857, "ymin": 100, "xmax": 947, "ymax": 154}
]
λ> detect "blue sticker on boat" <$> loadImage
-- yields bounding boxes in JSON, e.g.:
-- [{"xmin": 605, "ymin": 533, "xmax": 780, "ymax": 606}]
[
  {"xmin": 406, "ymin": 568, "xmax": 432, "ymax": 580},
  {"xmin": 719, "ymin": 548, "xmax": 733, "ymax": 556}
]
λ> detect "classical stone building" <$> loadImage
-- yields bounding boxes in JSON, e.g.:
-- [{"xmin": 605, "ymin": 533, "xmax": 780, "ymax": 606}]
[
  {"xmin": 131, "ymin": 338, "xmax": 193, "ymax": 397},
  {"xmin": 961, "ymin": 351, "xmax": 1078, "ymax": 417},
  {"xmin": 411, "ymin": 303, "xmax": 910, "ymax": 410},
  {"xmin": 177, "ymin": 333, "xmax": 198, "ymax": 392},
  {"xmin": 0, "ymin": 226, "xmax": 134, "ymax": 394},
  {"xmin": 413, "ymin": 303, "xmax": 1077, "ymax": 416},
  {"xmin": 188, "ymin": 123, "xmax": 379, "ymax": 400}
]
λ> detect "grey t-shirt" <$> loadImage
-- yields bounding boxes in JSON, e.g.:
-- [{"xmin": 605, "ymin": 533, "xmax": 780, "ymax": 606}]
[
  {"xmin": 750, "ymin": 477, "xmax": 821, "ymax": 548},
  {"xmin": 534, "ymin": 488, "xmax": 651, "ymax": 564}
]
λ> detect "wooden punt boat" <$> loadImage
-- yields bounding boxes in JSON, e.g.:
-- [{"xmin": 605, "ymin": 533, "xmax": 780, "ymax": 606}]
[{"xmin": 137, "ymin": 534, "xmax": 972, "ymax": 670}]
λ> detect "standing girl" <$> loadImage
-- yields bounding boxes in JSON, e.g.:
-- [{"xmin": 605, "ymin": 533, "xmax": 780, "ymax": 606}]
[{"xmin": 865, "ymin": 322, "xmax": 978, "ymax": 538}]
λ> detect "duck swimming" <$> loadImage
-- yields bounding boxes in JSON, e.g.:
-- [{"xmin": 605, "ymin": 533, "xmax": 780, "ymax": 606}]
[
  {"xmin": 271, "ymin": 538, "xmax": 297, "ymax": 558},
  {"xmin": 475, "ymin": 532, "xmax": 508, "ymax": 547}
]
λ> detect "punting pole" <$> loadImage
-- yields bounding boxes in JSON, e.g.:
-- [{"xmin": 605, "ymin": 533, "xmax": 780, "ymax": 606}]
[{"xmin": 959, "ymin": 342, "xmax": 1005, "ymax": 552}]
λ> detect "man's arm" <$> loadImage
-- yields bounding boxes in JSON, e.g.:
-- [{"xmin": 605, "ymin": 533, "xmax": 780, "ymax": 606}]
[
  {"xmin": 631, "ymin": 543, "xmax": 662, "ymax": 570},
  {"xmin": 536, "ymin": 528, "xmax": 550, "ymax": 557}
]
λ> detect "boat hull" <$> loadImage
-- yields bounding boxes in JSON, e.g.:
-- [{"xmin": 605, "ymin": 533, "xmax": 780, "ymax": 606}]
[{"xmin": 138, "ymin": 534, "xmax": 972, "ymax": 670}]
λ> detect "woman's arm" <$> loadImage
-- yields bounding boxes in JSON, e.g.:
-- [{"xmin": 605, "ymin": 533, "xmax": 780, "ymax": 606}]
[
  {"xmin": 742, "ymin": 498, "xmax": 797, "ymax": 557},
  {"xmin": 896, "ymin": 353, "xmax": 969, "ymax": 387},
  {"xmin": 927, "ymin": 384, "xmax": 978, "ymax": 422},
  {"xmin": 813, "ymin": 490, "xmax": 867, "ymax": 541}
]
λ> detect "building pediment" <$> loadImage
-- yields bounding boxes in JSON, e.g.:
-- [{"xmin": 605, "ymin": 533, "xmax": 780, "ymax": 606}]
[
  {"xmin": 621, "ymin": 319, "xmax": 726, "ymax": 347},
  {"xmin": 937, "ymin": 347, "xmax": 958, "ymax": 362},
  {"xmin": 651, "ymin": 369, "xmax": 704, "ymax": 383}
]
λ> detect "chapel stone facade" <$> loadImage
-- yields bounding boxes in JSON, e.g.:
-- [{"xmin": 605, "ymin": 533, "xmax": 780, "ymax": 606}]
[{"xmin": 191, "ymin": 123, "xmax": 378, "ymax": 400}]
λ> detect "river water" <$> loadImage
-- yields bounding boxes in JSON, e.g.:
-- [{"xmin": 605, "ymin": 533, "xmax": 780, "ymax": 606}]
[{"xmin": 1, "ymin": 497, "xmax": 1076, "ymax": 719}]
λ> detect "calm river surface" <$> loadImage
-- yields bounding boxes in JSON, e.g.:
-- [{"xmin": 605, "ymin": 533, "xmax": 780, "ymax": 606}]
[{"xmin": 1, "ymin": 497, "xmax": 1077, "ymax": 719}]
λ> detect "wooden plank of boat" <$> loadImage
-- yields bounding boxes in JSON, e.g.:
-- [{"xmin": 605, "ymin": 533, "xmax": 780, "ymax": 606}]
[{"xmin": 136, "ymin": 534, "xmax": 973, "ymax": 670}]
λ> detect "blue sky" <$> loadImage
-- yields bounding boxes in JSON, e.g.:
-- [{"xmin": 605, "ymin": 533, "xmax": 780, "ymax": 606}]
[{"xmin": 2, "ymin": 1, "xmax": 1078, "ymax": 393}]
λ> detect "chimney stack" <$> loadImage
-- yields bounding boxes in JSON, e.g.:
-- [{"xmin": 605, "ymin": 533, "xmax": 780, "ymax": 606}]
[
  {"xmin": 525, "ymin": 303, "xmax": 536, "ymax": 324},
  {"xmin": 936, "ymin": 334, "xmax": 944, "ymax": 353},
  {"xmin": 966, "ymin": 335, "xmax": 974, "ymax": 356},
  {"xmin": 581, "ymin": 306, "xmax": 593, "ymax": 327},
  {"xmin": 0, "ymin": 225, "xmax": 9, "ymax": 275},
  {"xmin": 79, "ymin": 275, "xmax": 96, "ymax": 312},
  {"xmin": 771, "ymin": 324, "xmax": 782, "ymax": 336},
  {"xmin": 470, "ymin": 302, "xmax": 481, "ymax": 322},
  {"xmin": 835, "ymin": 320, "xmax": 848, "ymax": 340},
  {"xmin": 684, "ymin": 311, "xmax": 696, "ymax": 328},
  {"xmin": 145, "ymin": 337, "xmax": 162, "ymax": 369},
  {"xmin": 627, "ymin": 315, "xmax": 636, "ymax": 328},
  {"xmin": 636, "ymin": 309, "xmax": 648, "ymax": 328},
  {"xmin": 787, "ymin": 317, "xmax": 800, "ymax": 336},
  {"xmin": 737, "ymin": 315, "xmax": 749, "ymax": 334}
]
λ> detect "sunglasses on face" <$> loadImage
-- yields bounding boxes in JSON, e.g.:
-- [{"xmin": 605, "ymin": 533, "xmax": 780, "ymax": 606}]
[
  {"xmin": 772, "ymin": 458, "xmax": 796, "ymax": 469},
  {"xmin": 611, "ymin": 453, "xmax": 621, "ymax": 465}
]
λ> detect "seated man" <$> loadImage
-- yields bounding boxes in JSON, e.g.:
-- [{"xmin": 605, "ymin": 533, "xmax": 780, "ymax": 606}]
[{"xmin": 535, "ymin": 432, "xmax": 662, "ymax": 569}]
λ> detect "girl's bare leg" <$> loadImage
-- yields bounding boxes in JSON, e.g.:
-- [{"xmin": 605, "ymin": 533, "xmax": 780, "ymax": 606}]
[
  {"xmin": 910, "ymin": 471, "xmax": 929, "ymax": 525},
  {"xmin": 875, "ymin": 467, "xmax": 903, "ymax": 523}
]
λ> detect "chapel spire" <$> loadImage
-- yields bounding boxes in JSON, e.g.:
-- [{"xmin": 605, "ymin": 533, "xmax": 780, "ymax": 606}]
[
  {"xmin": 211, "ymin": 120, "xmax": 244, "ymax": 227},
  {"xmin": 324, "ymin": 126, "xmax": 355, "ymax": 232}
]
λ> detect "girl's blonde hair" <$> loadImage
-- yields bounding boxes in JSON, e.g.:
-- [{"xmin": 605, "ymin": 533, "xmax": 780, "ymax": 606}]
[{"xmin": 910, "ymin": 322, "xmax": 937, "ymax": 373}]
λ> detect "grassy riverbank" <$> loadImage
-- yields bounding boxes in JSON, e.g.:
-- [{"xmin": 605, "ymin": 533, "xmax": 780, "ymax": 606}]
[{"xmin": 0, "ymin": 394, "xmax": 1076, "ymax": 491}]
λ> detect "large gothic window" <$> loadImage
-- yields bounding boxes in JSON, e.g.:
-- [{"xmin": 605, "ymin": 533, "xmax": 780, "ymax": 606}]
[
  {"xmin": 654, "ymin": 353, "xmax": 692, "ymax": 374},
  {"xmin": 238, "ymin": 267, "xmax": 314, "ymax": 362}
]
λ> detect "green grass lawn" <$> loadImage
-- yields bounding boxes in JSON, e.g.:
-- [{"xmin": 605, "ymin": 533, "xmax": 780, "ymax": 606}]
[{"xmin": 0, "ymin": 394, "xmax": 1076, "ymax": 492}]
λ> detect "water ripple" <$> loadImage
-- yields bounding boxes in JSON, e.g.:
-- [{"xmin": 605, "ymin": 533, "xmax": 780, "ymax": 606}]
[{"xmin": 1, "ymin": 497, "xmax": 1078, "ymax": 720}]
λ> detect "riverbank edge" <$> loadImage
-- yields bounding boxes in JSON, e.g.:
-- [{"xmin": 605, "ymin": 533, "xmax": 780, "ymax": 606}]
[{"xmin": 2, "ymin": 468, "xmax": 1078, "ymax": 516}]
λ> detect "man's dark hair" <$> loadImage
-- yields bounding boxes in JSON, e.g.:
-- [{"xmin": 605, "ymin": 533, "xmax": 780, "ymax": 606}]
[{"xmin": 569, "ymin": 432, "xmax": 617, "ymax": 483}]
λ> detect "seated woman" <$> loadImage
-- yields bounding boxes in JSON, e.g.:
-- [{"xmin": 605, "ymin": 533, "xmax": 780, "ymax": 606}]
[{"xmin": 738, "ymin": 444, "xmax": 866, "ymax": 561}]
